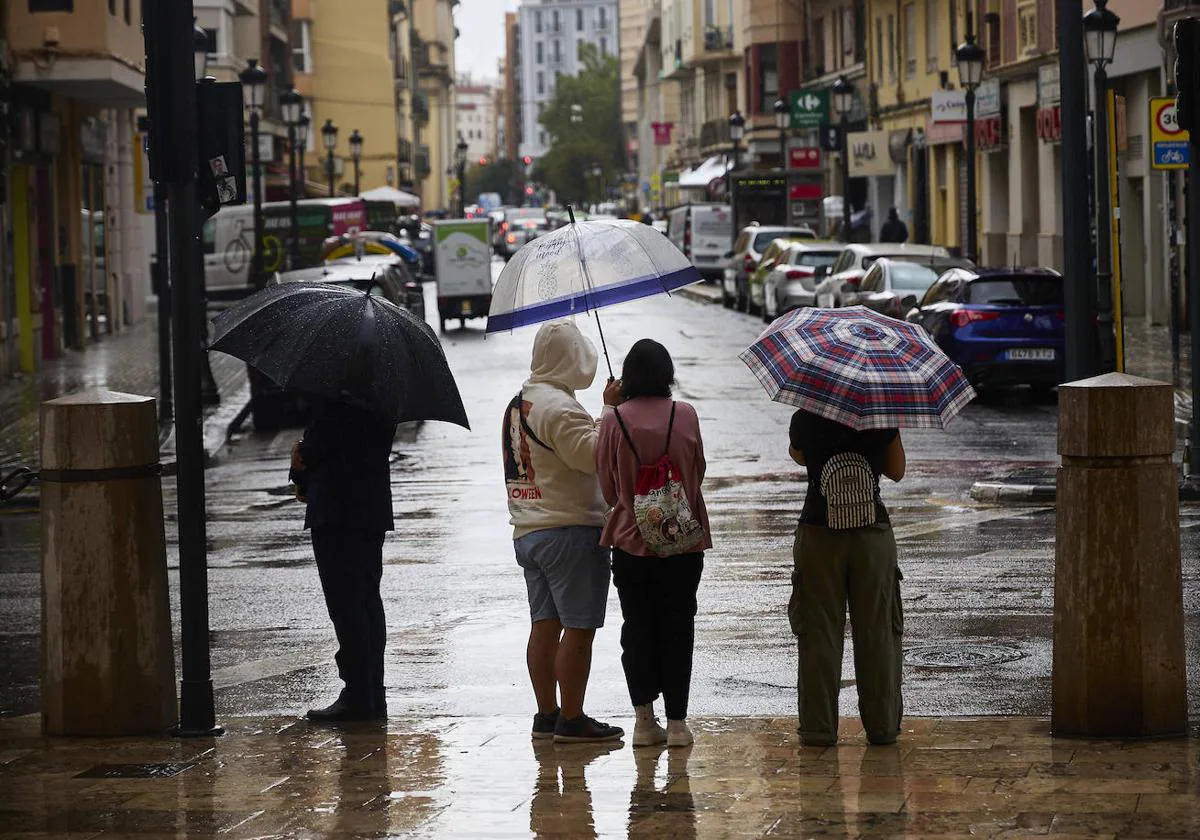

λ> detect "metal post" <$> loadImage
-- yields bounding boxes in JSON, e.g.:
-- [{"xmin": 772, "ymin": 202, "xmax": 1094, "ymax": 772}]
[
  {"xmin": 457, "ymin": 158, "xmax": 465, "ymax": 217},
  {"xmin": 841, "ymin": 115, "xmax": 852, "ymax": 243},
  {"xmin": 353, "ymin": 158, "xmax": 360, "ymax": 197},
  {"xmin": 965, "ymin": 88, "xmax": 978, "ymax": 262},
  {"xmin": 779, "ymin": 129, "xmax": 787, "ymax": 171},
  {"xmin": 1093, "ymin": 65, "xmax": 1115, "ymax": 373},
  {"xmin": 196, "ymin": 79, "xmax": 220, "ymax": 409},
  {"xmin": 288, "ymin": 124, "xmax": 299, "ymax": 270},
  {"xmin": 1169, "ymin": 170, "xmax": 1181, "ymax": 386},
  {"xmin": 249, "ymin": 110, "xmax": 263, "ymax": 288},
  {"xmin": 327, "ymin": 149, "xmax": 335, "ymax": 196},
  {"xmin": 729, "ymin": 138, "xmax": 740, "ymax": 245},
  {"xmin": 153, "ymin": 182, "xmax": 173, "ymax": 423},
  {"xmin": 1188, "ymin": 153, "xmax": 1200, "ymax": 477},
  {"xmin": 1059, "ymin": 0, "xmax": 1096, "ymax": 381}
]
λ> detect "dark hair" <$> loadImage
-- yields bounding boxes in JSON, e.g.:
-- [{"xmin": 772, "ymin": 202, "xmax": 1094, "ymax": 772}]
[{"xmin": 621, "ymin": 339, "xmax": 675, "ymax": 399}]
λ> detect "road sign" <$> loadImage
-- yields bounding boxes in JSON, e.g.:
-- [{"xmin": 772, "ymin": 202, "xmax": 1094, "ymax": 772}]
[
  {"xmin": 788, "ymin": 147, "xmax": 821, "ymax": 169},
  {"xmin": 790, "ymin": 89, "xmax": 829, "ymax": 130},
  {"xmin": 1150, "ymin": 96, "xmax": 1191, "ymax": 170},
  {"xmin": 819, "ymin": 124, "xmax": 843, "ymax": 152}
]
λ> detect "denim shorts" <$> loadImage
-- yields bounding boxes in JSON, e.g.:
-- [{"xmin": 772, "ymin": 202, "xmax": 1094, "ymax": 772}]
[{"xmin": 514, "ymin": 525, "xmax": 611, "ymax": 629}]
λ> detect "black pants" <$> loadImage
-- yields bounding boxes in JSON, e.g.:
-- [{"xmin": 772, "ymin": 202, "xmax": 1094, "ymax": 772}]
[
  {"xmin": 311, "ymin": 526, "xmax": 387, "ymax": 705},
  {"xmin": 611, "ymin": 550, "xmax": 704, "ymax": 720}
]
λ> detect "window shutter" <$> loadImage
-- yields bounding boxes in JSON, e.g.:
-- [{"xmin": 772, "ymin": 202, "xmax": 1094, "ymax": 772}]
[
  {"xmin": 1001, "ymin": 0, "xmax": 1017, "ymax": 65},
  {"xmin": 1036, "ymin": 0, "xmax": 1054, "ymax": 52}
]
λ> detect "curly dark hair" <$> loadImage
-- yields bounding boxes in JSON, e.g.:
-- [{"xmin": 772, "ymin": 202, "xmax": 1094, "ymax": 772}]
[{"xmin": 620, "ymin": 339, "xmax": 675, "ymax": 399}]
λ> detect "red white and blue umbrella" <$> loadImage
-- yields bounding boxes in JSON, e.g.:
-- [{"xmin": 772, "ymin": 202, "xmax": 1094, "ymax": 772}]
[{"xmin": 739, "ymin": 306, "xmax": 976, "ymax": 430}]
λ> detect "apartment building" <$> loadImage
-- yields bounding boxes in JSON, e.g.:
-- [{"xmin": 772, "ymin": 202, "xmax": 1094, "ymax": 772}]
[
  {"xmin": 620, "ymin": 0, "xmax": 649, "ymax": 181},
  {"xmin": 518, "ymin": 0, "xmax": 620, "ymax": 161},
  {"xmin": 632, "ymin": 0, "xmax": 683, "ymax": 209},
  {"xmin": 412, "ymin": 0, "xmax": 458, "ymax": 210},
  {"xmin": 503, "ymin": 11, "xmax": 522, "ymax": 162},
  {"xmin": 393, "ymin": 0, "xmax": 417, "ymax": 192},
  {"xmin": 456, "ymin": 82, "xmax": 499, "ymax": 162}
]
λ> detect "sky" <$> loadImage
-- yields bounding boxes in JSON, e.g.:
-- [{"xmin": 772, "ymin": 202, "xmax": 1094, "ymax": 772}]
[{"xmin": 455, "ymin": 0, "xmax": 520, "ymax": 84}]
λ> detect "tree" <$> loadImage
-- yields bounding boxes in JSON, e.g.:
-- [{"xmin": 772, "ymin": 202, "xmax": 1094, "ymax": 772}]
[
  {"xmin": 533, "ymin": 43, "xmax": 624, "ymax": 205},
  {"xmin": 464, "ymin": 158, "xmax": 517, "ymax": 203}
]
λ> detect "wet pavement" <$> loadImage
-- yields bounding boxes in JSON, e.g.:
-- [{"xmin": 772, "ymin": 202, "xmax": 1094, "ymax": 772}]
[{"xmin": 2, "ymin": 712, "xmax": 1198, "ymax": 838}]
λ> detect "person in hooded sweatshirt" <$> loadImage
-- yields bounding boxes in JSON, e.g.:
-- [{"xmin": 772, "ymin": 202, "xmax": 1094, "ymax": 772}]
[{"xmin": 503, "ymin": 320, "xmax": 625, "ymax": 743}]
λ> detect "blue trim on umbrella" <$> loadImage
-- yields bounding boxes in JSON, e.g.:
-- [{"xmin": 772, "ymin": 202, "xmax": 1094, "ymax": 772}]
[{"xmin": 486, "ymin": 265, "xmax": 702, "ymax": 333}]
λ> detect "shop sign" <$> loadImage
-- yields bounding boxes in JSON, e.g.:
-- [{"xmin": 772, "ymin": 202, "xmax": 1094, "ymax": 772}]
[
  {"xmin": 1037, "ymin": 64, "xmax": 1060, "ymax": 107},
  {"xmin": 924, "ymin": 117, "xmax": 963, "ymax": 145},
  {"xmin": 975, "ymin": 78, "xmax": 1001, "ymax": 119},
  {"xmin": 788, "ymin": 147, "xmax": 821, "ymax": 169},
  {"xmin": 651, "ymin": 121, "xmax": 674, "ymax": 146},
  {"xmin": 663, "ymin": 170, "xmax": 679, "ymax": 183},
  {"xmin": 789, "ymin": 89, "xmax": 829, "ymax": 130},
  {"xmin": 975, "ymin": 116, "xmax": 1004, "ymax": 152},
  {"xmin": 847, "ymin": 130, "xmax": 893, "ymax": 177},
  {"xmin": 1037, "ymin": 106, "xmax": 1061, "ymax": 142},
  {"xmin": 134, "ymin": 132, "xmax": 154, "ymax": 214},
  {"xmin": 931, "ymin": 90, "xmax": 967, "ymax": 124},
  {"xmin": 736, "ymin": 174, "xmax": 787, "ymax": 193},
  {"xmin": 1150, "ymin": 96, "xmax": 1189, "ymax": 170},
  {"xmin": 789, "ymin": 182, "xmax": 822, "ymax": 201}
]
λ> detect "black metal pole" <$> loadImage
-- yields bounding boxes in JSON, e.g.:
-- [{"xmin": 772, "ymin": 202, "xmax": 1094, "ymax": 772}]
[
  {"xmin": 1169, "ymin": 170, "xmax": 1181, "ymax": 386},
  {"xmin": 1188, "ymin": 153, "xmax": 1200, "ymax": 476},
  {"xmin": 153, "ymin": 182, "xmax": 173, "ymax": 423},
  {"xmin": 458, "ymin": 159, "xmax": 465, "ymax": 216},
  {"xmin": 327, "ymin": 149, "xmax": 335, "ymax": 196},
  {"xmin": 965, "ymin": 88, "xmax": 977, "ymax": 262},
  {"xmin": 1093, "ymin": 65, "xmax": 1115, "ymax": 374},
  {"xmin": 1059, "ymin": 0, "xmax": 1096, "ymax": 382},
  {"xmin": 914, "ymin": 139, "xmax": 929, "ymax": 244},
  {"xmin": 779, "ymin": 128, "xmax": 786, "ymax": 170},
  {"xmin": 249, "ymin": 110, "xmax": 263, "ymax": 288},
  {"xmin": 729, "ymin": 139, "xmax": 740, "ymax": 245},
  {"xmin": 353, "ymin": 158, "xmax": 360, "ymax": 196},
  {"xmin": 197, "ymin": 78, "xmax": 220, "ymax": 408},
  {"xmin": 841, "ymin": 115, "xmax": 852, "ymax": 243},
  {"xmin": 288, "ymin": 124, "xmax": 300, "ymax": 270}
]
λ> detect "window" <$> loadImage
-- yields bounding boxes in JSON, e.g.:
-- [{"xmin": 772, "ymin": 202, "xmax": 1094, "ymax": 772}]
[
  {"xmin": 536, "ymin": 71, "xmax": 544, "ymax": 94},
  {"xmin": 598, "ymin": 7, "xmax": 608, "ymax": 29},
  {"xmin": 853, "ymin": 0, "xmax": 866, "ymax": 63},
  {"xmin": 949, "ymin": 0, "xmax": 958, "ymax": 65},
  {"xmin": 704, "ymin": 0, "xmax": 715, "ymax": 27},
  {"xmin": 875, "ymin": 18, "xmax": 884, "ymax": 84},
  {"xmin": 599, "ymin": 36, "xmax": 608, "ymax": 55},
  {"xmin": 536, "ymin": 41, "xmax": 543, "ymax": 63},
  {"xmin": 28, "ymin": 0, "xmax": 73, "ymax": 10},
  {"xmin": 199, "ymin": 27, "xmax": 218, "ymax": 55},
  {"xmin": 552, "ymin": 40, "xmax": 562, "ymax": 62},
  {"xmin": 552, "ymin": 10, "xmax": 560, "ymax": 32},
  {"xmin": 576, "ymin": 8, "xmax": 583, "ymax": 31},
  {"xmin": 814, "ymin": 16, "xmax": 827, "ymax": 72},
  {"xmin": 841, "ymin": 6, "xmax": 855, "ymax": 68},
  {"xmin": 123, "ymin": 0, "xmax": 129, "ymax": 23},
  {"xmin": 758, "ymin": 42, "xmax": 778, "ymax": 113},
  {"xmin": 925, "ymin": 0, "xmax": 938, "ymax": 72},
  {"xmin": 292, "ymin": 20, "xmax": 312, "ymax": 73},
  {"xmin": 1017, "ymin": 0, "xmax": 1037, "ymax": 55},
  {"xmin": 903, "ymin": 3, "xmax": 916, "ymax": 77},
  {"xmin": 887, "ymin": 14, "xmax": 895, "ymax": 82},
  {"xmin": 534, "ymin": 11, "xmax": 542, "ymax": 33}
]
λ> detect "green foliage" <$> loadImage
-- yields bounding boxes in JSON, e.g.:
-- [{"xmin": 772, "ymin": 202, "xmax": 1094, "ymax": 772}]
[
  {"xmin": 465, "ymin": 158, "xmax": 517, "ymax": 204},
  {"xmin": 532, "ymin": 43, "xmax": 624, "ymax": 204}
]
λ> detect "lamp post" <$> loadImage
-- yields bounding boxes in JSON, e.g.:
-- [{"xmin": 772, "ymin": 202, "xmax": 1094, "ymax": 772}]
[
  {"xmin": 238, "ymin": 59, "xmax": 267, "ymax": 287},
  {"xmin": 281, "ymin": 88, "xmax": 304, "ymax": 269},
  {"xmin": 832, "ymin": 76, "xmax": 855, "ymax": 243},
  {"xmin": 1084, "ymin": 0, "xmax": 1120, "ymax": 374},
  {"xmin": 774, "ymin": 97, "xmax": 789, "ymax": 170},
  {"xmin": 192, "ymin": 23, "xmax": 220, "ymax": 408},
  {"xmin": 322, "ymin": 118, "xmax": 338, "ymax": 196},
  {"xmin": 955, "ymin": 28, "xmax": 985, "ymax": 263},
  {"xmin": 455, "ymin": 134, "xmax": 468, "ymax": 217},
  {"xmin": 349, "ymin": 129, "xmax": 363, "ymax": 196},
  {"xmin": 728, "ymin": 109, "xmax": 745, "ymax": 244}
]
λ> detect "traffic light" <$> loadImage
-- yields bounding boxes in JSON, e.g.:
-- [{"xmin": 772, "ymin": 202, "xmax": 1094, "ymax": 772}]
[
  {"xmin": 479, "ymin": 156, "xmax": 487, "ymax": 165},
  {"xmin": 1175, "ymin": 18, "xmax": 1200, "ymax": 140},
  {"xmin": 522, "ymin": 155, "xmax": 533, "ymax": 166}
]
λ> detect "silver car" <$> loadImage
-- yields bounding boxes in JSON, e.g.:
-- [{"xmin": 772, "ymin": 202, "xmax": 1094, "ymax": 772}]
[
  {"xmin": 814, "ymin": 243, "xmax": 954, "ymax": 308},
  {"xmin": 761, "ymin": 243, "xmax": 844, "ymax": 322}
]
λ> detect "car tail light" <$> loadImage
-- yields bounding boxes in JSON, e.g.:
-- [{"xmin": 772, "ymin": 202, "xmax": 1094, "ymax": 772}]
[
  {"xmin": 506, "ymin": 233, "xmax": 517, "ymax": 244},
  {"xmin": 785, "ymin": 269, "xmax": 812, "ymax": 280},
  {"xmin": 499, "ymin": 221, "xmax": 508, "ymax": 234},
  {"xmin": 743, "ymin": 255, "xmax": 756, "ymax": 271},
  {"xmin": 950, "ymin": 310, "xmax": 1000, "ymax": 329},
  {"xmin": 843, "ymin": 274, "xmax": 862, "ymax": 288}
]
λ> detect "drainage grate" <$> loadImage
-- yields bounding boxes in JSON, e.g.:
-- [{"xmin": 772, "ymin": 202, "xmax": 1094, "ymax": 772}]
[
  {"xmin": 75, "ymin": 762, "xmax": 195, "ymax": 779},
  {"xmin": 903, "ymin": 643, "xmax": 1026, "ymax": 669}
]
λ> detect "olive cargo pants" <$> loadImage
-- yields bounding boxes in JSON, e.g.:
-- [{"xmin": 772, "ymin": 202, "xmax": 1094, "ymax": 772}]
[{"xmin": 789, "ymin": 522, "xmax": 903, "ymax": 745}]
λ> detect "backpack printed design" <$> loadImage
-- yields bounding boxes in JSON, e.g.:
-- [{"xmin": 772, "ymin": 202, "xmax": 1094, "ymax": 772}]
[
  {"xmin": 502, "ymin": 391, "xmax": 552, "ymax": 503},
  {"xmin": 614, "ymin": 404, "xmax": 704, "ymax": 556},
  {"xmin": 820, "ymin": 451, "xmax": 877, "ymax": 530}
]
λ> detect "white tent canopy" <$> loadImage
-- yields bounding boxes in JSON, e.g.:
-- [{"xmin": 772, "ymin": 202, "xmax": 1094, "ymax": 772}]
[
  {"xmin": 360, "ymin": 185, "xmax": 421, "ymax": 208},
  {"xmin": 677, "ymin": 155, "xmax": 731, "ymax": 188}
]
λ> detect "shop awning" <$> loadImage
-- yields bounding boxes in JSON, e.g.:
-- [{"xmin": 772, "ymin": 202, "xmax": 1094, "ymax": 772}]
[
  {"xmin": 360, "ymin": 185, "xmax": 421, "ymax": 208},
  {"xmin": 677, "ymin": 155, "xmax": 730, "ymax": 188}
]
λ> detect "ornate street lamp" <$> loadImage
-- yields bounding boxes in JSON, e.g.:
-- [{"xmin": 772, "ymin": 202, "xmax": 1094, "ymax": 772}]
[
  {"xmin": 321, "ymin": 118, "xmax": 339, "ymax": 196},
  {"xmin": 238, "ymin": 59, "xmax": 268, "ymax": 286},
  {"xmin": 455, "ymin": 134, "xmax": 469, "ymax": 217},
  {"xmin": 956, "ymin": 30, "xmax": 985, "ymax": 262},
  {"xmin": 774, "ymin": 97, "xmax": 789, "ymax": 170},
  {"xmin": 281, "ymin": 89, "xmax": 305, "ymax": 269},
  {"xmin": 349, "ymin": 129, "xmax": 364, "ymax": 196},
  {"xmin": 727, "ymin": 110, "xmax": 745, "ymax": 244},
  {"xmin": 832, "ymin": 76, "xmax": 855, "ymax": 243},
  {"xmin": 192, "ymin": 21, "xmax": 209, "ymax": 81},
  {"xmin": 1084, "ymin": 0, "xmax": 1120, "ymax": 373}
]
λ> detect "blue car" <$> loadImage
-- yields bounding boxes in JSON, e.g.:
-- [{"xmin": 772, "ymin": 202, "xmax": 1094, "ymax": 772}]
[{"xmin": 907, "ymin": 267, "xmax": 1065, "ymax": 390}]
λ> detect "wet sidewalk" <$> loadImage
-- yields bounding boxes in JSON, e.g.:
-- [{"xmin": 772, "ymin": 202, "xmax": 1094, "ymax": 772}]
[{"xmin": 1, "ymin": 713, "xmax": 1197, "ymax": 838}]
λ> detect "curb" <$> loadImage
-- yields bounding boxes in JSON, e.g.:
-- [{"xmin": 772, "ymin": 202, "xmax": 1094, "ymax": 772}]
[
  {"xmin": 969, "ymin": 482, "xmax": 1057, "ymax": 504},
  {"xmin": 159, "ymin": 381, "xmax": 251, "ymax": 467},
  {"xmin": 677, "ymin": 284, "xmax": 723, "ymax": 305}
]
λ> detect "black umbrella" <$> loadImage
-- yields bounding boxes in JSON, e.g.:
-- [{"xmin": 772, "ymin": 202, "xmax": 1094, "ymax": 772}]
[{"xmin": 210, "ymin": 281, "xmax": 469, "ymax": 428}]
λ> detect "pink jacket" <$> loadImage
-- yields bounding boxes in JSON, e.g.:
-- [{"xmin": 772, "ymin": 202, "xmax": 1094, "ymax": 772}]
[{"xmin": 596, "ymin": 397, "xmax": 712, "ymax": 556}]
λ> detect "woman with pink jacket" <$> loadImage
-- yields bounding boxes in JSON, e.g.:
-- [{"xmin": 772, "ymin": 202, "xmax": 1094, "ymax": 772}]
[{"xmin": 596, "ymin": 339, "xmax": 712, "ymax": 748}]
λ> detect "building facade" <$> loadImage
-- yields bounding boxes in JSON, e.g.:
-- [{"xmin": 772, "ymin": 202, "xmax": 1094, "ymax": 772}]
[
  {"xmin": 456, "ymin": 82, "xmax": 499, "ymax": 163},
  {"xmin": 412, "ymin": 0, "xmax": 458, "ymax": 211},
  {"xmin": 517, "ymin": 0, "xmax": 621, "ymax": 161}
]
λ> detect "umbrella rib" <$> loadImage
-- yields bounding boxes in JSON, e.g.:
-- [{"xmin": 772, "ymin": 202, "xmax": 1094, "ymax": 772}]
[{"xmin": 571, "ymin": 220, "xmax": 614, "ymax": 377}]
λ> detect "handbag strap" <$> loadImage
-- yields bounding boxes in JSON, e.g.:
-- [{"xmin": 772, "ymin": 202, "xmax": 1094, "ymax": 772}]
[
  {"xmin": 517, "ymin": 390, "xmax": 553, "ymax": 452},
  {"xmin": 613, "ymin": 402, "xmax": 677, "ymax": 465}
]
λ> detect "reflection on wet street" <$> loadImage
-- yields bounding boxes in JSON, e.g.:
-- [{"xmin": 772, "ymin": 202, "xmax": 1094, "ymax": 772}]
[{"xmin": 2, "ymin": 713, "xmax": 1198, "ymax": 838}]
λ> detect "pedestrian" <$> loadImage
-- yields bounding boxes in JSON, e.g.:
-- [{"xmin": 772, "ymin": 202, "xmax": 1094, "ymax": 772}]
[
  {"xmin": 503, "ymin": 320, "xmax": 625, "ymax": 743},
  {"xmin": 596, "ymin": 339, "xmax": 711, "ymax": 748},
  {"xmin": 787, "ymin": 410, "xmax": 906, "ymax": 746},
  {"xmin": 879, "ymin": 207, "xmax": 909, "ymax": 243},
  {"xmin": 290, "ymin": 398, "xmax": 398, "ymax": 722}
]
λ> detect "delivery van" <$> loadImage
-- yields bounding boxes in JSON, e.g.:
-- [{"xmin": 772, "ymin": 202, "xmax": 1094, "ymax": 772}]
[{"xmin": 667, "ymin": 203, "xmax": 732, "ymax": 280}]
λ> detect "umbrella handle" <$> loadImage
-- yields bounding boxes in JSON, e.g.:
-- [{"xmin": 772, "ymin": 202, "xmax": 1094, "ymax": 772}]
[{"xmin": 593, "ymin": 309, "xmax": 614, "ymax": 379}]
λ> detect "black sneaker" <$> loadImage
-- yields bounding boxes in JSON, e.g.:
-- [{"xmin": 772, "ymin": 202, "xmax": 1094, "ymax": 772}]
[
  {"xmin": 553, "ymin": 714, "xmax": 624, "ymax": 743},
  {"xmin": 532, "ymin": 708, "xmax": 560, "ymax": 740}
]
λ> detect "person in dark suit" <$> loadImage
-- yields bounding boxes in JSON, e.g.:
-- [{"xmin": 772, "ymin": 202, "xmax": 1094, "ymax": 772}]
[{"xmin": 290, "ymin": 398, "xmax": 398, "ymax": 722}]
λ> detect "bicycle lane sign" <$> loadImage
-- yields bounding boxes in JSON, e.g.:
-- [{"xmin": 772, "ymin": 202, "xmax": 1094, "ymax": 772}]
[{"xmin": 1150, "ymin": 97, "xmax": 1190, "ymax": 170}]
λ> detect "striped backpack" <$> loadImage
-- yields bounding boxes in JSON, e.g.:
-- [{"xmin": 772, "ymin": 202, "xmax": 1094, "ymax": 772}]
[{"xmin": 819, "ymin": 451, "xmax": 877, "ymax": 530}]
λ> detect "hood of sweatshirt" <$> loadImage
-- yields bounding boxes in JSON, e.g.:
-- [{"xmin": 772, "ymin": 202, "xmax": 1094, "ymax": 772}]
[{"xmin": 527, "ymin": 320, "xmax": 598, "ymax": 394}]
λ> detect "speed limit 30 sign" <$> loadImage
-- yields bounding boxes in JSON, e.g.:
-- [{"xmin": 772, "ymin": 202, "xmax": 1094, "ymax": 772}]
[{"xmin": 1150, "ymin": 97, "xmax": 1190, "ymax": 170}]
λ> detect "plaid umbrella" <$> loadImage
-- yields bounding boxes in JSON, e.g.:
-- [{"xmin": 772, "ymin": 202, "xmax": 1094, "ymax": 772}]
[{"xmin": 739, "ymin": 306, "xmax": 976, "ymax": 430}]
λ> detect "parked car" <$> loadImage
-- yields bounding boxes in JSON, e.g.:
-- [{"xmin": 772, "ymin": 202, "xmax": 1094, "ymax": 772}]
[
  {"xmin": 747, "ymin": 237, "xmax": 820, "ymax": 316},
  {"xmin": 722, "ymin": 223, "xmax": 817, "ymax": 311},
  {"xmin": 854, "ymin": 257, "xmax": 975, "ymax": 320},
  {"xmin": 907, "ymin": 266, "xmax": 1065, "ymax": 390},
  {"xmin": 667, "ymin": 204, "xmax": 733, "ymax": 282},
  {"xmin": 499, "ymin": 209, "xmax": 548, "ymax": 256},
  {"xmin": 814, "ymin": 243, "xmax": 954, "ymax": 308},
  {"xmin": 761, "ymin": 243, "xmax": 844, "ymax": 322},
  {"xmin": 248, "ymin": 257, "xmax": 427, "ymax": 430}
]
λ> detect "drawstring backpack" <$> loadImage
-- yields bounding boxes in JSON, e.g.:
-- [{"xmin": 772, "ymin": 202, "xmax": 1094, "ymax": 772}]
[
  {"xmin": 613, "ymin": 403, "xmax": 704, "ymax": 556},
  {"xmin": 819, "ymin": 450, "xmax": 877, "ymax": 530}
]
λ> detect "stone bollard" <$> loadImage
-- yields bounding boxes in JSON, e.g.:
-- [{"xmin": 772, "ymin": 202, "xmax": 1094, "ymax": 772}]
[
  {"xmin": 40, "ymin": 390, "xmax": 177, "ymax": 735},
  {"xmin": 1053, "ymin": 373, "xmax": 1187, "ymax": 738}
]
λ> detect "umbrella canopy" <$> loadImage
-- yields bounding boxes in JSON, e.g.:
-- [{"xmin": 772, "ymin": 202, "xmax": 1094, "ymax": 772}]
[
  {"xmin": 320, "ymin": 232, "xmax": 421, "ymax": 264},
  {"xmin": 210, "ymin": 282, "xmax": 469, "ymax": 428},
  {"xmin": 361, "ymin": 185, "xmax": 421, "ymax": 208},
  {"xmin": 739, "ymin": 306, "xmax": 975, "ymax": 430},
  {"xmin": 487, "ymin": 217, "xmax": 702, "ymax": 334}
]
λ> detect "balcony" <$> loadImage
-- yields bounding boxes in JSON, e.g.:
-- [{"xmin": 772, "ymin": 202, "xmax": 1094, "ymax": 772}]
[
  {"xmin": 692, "ymin": 24, "xmax": 734, "ymax": 65},
  {"xmin": 398, "ymin": 139, "xmax": 413, "ymax": 164},
  {"xmin": 268, "ymin": 0, "xmax": 289, "ymax": 41},
  {"xmin": 699, "ymin": 118, "xmax": 731, "ymax": 152},
  {"xmin": 413, "ymin": 92, "xmax": 430, "ymax": 124},
  {"xmin": 416, "ymin": 144, "xmax": 431, "ymax": 178}
]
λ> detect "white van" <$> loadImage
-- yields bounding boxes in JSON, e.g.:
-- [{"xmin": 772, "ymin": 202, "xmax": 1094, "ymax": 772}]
[{"xmin": 667, "ymin": 204, "xmax": 732, "ymax": 280}]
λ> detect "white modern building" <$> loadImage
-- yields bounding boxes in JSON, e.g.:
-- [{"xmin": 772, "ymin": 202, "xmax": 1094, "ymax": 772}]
[
  {"xmin": 456, "ymin": 83, "xmax": 500, "ymax": 162},
  {"xmin": 517, "ymin": 0, "xmax": 620, "ymax": 161}
]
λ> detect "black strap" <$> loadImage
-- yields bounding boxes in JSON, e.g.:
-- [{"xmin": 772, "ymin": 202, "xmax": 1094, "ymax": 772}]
[
  {"xmin": 516, "ymin": 391, "xmax": 553, "ymax": 452},
  {"xmin": 612, "ymin": 402, "xmax": 676, "ymax": 465}
]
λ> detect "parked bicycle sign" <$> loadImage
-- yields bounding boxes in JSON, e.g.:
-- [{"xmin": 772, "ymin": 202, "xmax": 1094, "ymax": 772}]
[{"xmin": 1150, "ymin": 97, "xmax": 1190, "ymax": 170}]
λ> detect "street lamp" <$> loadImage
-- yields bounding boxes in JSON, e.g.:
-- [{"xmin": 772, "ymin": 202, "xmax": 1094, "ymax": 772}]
[
  {"xmin": 281, "ymin": 88, "xmax": 304, "ymax": 269},
  {"xmin": 455, "ymin": 134, "xmax": 468, "ymax": 217},
  {"xmin": 832, "ymin": 76, "xmax": 855, "ymax": 243},
  {"xmin": 955, "ymin": 30, "xmax": 985, "ymax": 262},
  {"xmin": 192, "ymin": 20, "xmax": 209, "ymax": 80},
  {"xmin": 192, "ymin": 21, "xmax": 220, "ymax": 406},
  {"xmin": 1084, "ymin": 0, "xmax": 1120, "ymax": 373},
  {"xmin": 321, "ymin": 118, "xmax": 338, "ymax": 196},
  {"xmin": 773, "ymin": 97, "xmax": 789, "ymax": 170},
  {"xmin": 349, "ymin": 129, "xmax": 364, "ymax": 196},
  {"xmin": 239, "ymin": 59, "xmax": 268, "ymax": 287},
  {"xmin": 728, "ymin": 109, "xmax": 745, "ymax": 244}
]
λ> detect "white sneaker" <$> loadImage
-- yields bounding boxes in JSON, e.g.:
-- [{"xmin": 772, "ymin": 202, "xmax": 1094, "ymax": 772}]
[{"xmin": 666, "ymin": 720, "xmax": 694, "ymax": 747}]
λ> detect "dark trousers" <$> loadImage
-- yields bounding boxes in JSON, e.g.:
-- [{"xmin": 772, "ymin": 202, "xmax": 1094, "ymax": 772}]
[
  {"xmin": 311, "ymin": 526, "xmax": 387, "ymax": 705},
  {"xmin": 612, "ymin": 549, "xmax": 704, "ymax": 720}
]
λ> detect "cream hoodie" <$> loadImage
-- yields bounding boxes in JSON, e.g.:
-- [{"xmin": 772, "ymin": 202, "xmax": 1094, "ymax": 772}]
[{"xmin": 507, "ymin": 320, "xmax": 610, "ymax": 538}]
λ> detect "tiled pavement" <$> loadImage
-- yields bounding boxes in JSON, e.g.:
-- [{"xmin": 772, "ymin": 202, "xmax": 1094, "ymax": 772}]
[{"xmin": 0, "ymin": 714, "xmax": 1197, "ymax": 839}]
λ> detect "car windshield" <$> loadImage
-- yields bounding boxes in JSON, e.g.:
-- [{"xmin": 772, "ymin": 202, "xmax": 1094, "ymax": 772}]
[
  {"xmin": 888, "ymin": 263, "xmax": 941, "ymax": 291},
  {"xmin": 790, "ymin": 250, "xmax": 839, "ymax": 268},
  {"xmin": 753, "ymin": 229, "xmax": 811, "ymax": 252},
  {"xmin": 966, "ymin": 276, "xmax": 1063, "ymax": 306}
]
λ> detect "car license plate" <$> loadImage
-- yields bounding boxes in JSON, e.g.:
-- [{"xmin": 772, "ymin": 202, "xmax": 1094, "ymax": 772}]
[
  {"xmin": 1006, "ymin": 348, "xmax": 1055, "ymax": 361},
  {"xmin": 461, "ymin": 301, "xmax": 473, "ymax": 316}
]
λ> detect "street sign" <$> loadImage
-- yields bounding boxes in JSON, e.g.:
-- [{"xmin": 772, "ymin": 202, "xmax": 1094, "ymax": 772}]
[
  {"xmin": 788, "ymin": 147, "xmax": 821, "ymax": 169},
  {"xmin": 1150, "ymin": 96, "xmax": 1190, "ymax": 170},
  {"xmin": 819, "ymin": 124, "xmax": 842, "ymax": 152},
  {"xmin": 134, "ymin": 131, "xmax": 154, "ymax": 214},
  {"xmin": 790, "ymin": 89, "xmax": 829, "ymax": 130}
]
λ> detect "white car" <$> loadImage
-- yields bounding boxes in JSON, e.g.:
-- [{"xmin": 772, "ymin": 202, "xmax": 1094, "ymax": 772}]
[
  {"xmin": 761, "ymin": 243, "xmax": 844, "ymax": 322},
  {"xmin": 814, "ymin": 243, "xmax": 953, "ymax": 308}
]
